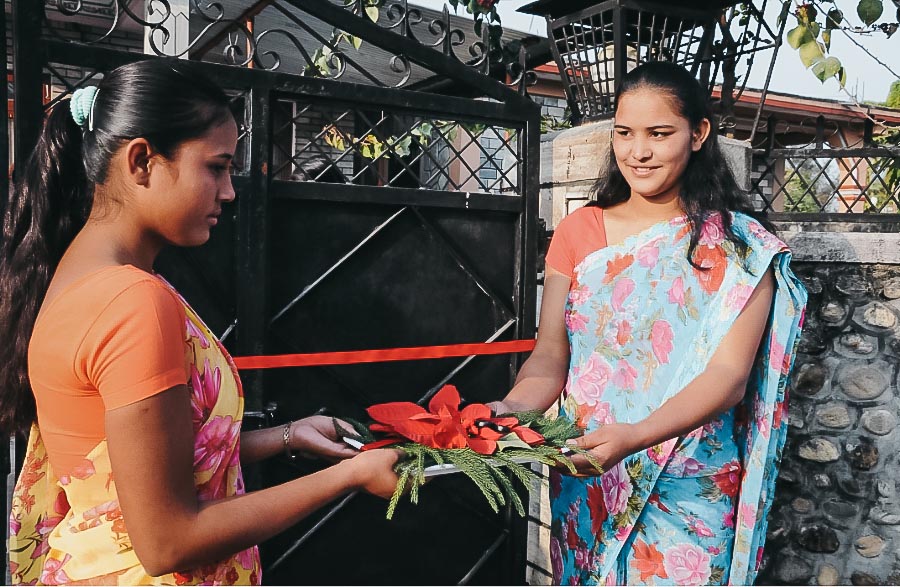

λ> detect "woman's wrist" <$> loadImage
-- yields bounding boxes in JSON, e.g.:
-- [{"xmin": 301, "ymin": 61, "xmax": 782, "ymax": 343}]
[
  {"xmin": 630, "ymin": 420, "xmax": 659, "ymax": 453},
  {"xmin": 336, "ymin": 455, "xmax": 369, "ymax": 492},
  {"xmin": 282, "ymin": 421, "xmax": 298, "ymax": 459}
]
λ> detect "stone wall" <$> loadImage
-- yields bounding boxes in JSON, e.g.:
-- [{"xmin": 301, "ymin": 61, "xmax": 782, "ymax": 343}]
[{"xmin": 757, "ymin": 259, "xmax": 900, "ymax": 586}]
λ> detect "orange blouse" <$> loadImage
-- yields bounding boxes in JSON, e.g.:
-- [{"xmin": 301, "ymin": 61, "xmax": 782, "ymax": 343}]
[
  {"xmin": 545, "ymin": 205, "xmax": 608, "ymax": 278},
  {"xmin": 28, "ymin": 265, "xmax": 189, "ymax": 476}
]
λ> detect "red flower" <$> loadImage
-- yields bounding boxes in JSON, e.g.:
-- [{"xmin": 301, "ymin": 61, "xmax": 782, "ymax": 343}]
[
  {"xmin": 648, "ymin": 492, "xmax": 671, "ymax": 514},
  {"xmin": 566, "ymin": 517, "xmax": 580, "ymax": 550},
  {"xmin": 692, "ymin": 245, "xmax": 727, "ymax": 294},
  {"xmin": 364, "ymin": 385, "xmax": 544, "ymax": 455},
  {"xmin": 631, "ymin": 539, "xmax": 668, "ymax": 582},
  {"xmin": 365, "ymin": 385, "xmax": 468, "ymax": 450},
  {"xmin": 713, "ymin": 463, "xmax": 742, "ymax": 498},
  {"xmin": 603, "ymin": 253, "xmax": 634, "ymax": 284},
  {"xmin": 586, "ymin": 481, "xmax": 608, "ymax": 535}
]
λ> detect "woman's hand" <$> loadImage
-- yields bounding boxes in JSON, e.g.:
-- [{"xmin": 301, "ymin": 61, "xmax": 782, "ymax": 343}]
[
  {"xmin": 485, "ymin": 400, "xmax": 511, "ymax": 416},
  {"xmin": 345, "ymin": 449, "xmax": 403, "ymax": 500},
  {"xmin": 564, "ymin": 423, "xmax": 644, "ymax": 476},
  {"xmin": 290, "ymin": 416, "xmax": 359, "ymax": 461}
]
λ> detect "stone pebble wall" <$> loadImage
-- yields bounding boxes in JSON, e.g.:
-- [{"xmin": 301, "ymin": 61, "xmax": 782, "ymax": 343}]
[{"xmin": 757, "ymin": 262, "xmax": 900, "ymax": 586}]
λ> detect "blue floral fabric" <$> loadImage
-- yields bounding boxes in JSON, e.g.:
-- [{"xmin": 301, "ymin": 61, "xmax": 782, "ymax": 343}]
[{"xmin": 549, "ymin": 212, "xmax": 807, "ymax": 585}]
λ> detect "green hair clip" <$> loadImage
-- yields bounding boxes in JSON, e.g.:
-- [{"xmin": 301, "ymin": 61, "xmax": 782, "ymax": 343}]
[{"xmin": 70, "ymin": 86, "xmax": 99, "ymax": 131}]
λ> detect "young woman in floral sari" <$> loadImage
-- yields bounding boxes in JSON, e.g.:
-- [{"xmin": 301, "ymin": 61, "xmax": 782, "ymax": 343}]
[
  {"xmin": 0, "ymin": 59, "xmax": 399, "ymax": 585},
  {"xmin": 489, "ymin": 62, "xmax": 806, "ymax": 585}
]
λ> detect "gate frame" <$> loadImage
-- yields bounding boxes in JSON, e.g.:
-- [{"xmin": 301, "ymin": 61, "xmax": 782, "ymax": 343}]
[{"xmin": 7, "ymin": 1, "xmax": 542, "ymax": 583}]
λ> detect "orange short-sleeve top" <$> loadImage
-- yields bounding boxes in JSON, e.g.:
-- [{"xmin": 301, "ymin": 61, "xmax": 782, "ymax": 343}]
[
  {"xmin": 28, "ymin": 265, "xmax": 190, "ymax": 476},
  {"xmin": 545, "ymin": 206, "xmax": 608, "ymax": 278}
]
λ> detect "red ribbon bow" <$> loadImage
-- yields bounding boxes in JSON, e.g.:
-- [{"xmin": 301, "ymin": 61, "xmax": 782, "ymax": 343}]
[{"xmin": 362, "ymin": 384, "xmax": 544, "ymax": 455}]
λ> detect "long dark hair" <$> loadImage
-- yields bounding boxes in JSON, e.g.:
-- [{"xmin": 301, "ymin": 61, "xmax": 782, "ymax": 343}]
[
  {"xmin": 0, "ymin": 59, "xmax": 232, "ymax": 434},
  {"xmin": 589, "ymin": 61, "xmax": 769, "ymax": 267}
]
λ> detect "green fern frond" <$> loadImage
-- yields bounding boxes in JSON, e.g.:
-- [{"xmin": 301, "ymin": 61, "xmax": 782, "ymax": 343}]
[
  {"xmin": 487, "ymin": 464, "xmax": 525, "ymax": 517},
  {"xmin": 443, "ymin": 450, "xmax": 503, "ymax": 512},
  {"xmin": 387, "ymin": 466, "xmax": 411, "ymax": 520}
]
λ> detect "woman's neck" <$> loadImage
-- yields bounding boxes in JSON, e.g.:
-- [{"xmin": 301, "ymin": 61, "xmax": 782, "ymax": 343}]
[
  {"xmin": 615, "ymin": 192, "xmax": 683, "ymax": 224},
  {"xmin": 69, "ymin": 214, "xmax": 162, "ymax": 273}
]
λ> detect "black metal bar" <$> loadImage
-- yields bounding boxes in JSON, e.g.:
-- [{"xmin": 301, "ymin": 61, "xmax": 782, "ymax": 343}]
[
  {"xmin": 269, "ymin": 493, "xmax": 357, "ymax": 570},
  {"xmin": 864, "ymin": 118, "xmax": 875, "ymax": 147},
  {"xmin": 755, "ymin": 148, "xmax": 900, "ymax": 158},
  {"xmin": 235, "ymin": 82, "xmax": 273, "ymax": 414},
  {"xmin": 270, "ymin": 180, "xmax": 525, "ymax": 212},
  {"xmin": 622, "ymin": 0, "xmax": 716, "ymax": 20},
  {"xmin": 268, "ymin": 208, "xmax": 408, "ymax": 325},
  {"xmin": 457, "ymin": 530, "xmax": 509, "ymax": 585},
  {"xmin": 496, "ymin": 99, "xmax": 542, "ymax": 587},
  {"xmin": 282, "ymin": 0, "xmax": 535, "ymax": 114},
  {"xmin": 43, "ymin": 41, "xmax": 532, "ymax": 126},
  {"xmin": 550, "ymin": 0, "xmax": 712, "ymax": 29},
  {"xmin": 410, "ymin": 208, "xmax": 516, "ymax": 320},
  {"xmin": 0, "ymin": 1, "xmax": 8, "ymax": 218},
  {"xmin": 816, "ymin": 115, "xmax": 826, "ymax": 149},
  {"xmin": 11, "ymin": 0, "xmax": 44, "ymax": 184},
  {"xmin": 546, "ymin": 16, "xmax": 581, "ymax": 124},
  {"xmin": 769, "ymin": 212, "xmax": 900, "ymax": 223},
  {"xmin": 613, "ymin": 6, "xmax": 625, "ymax": 108}
]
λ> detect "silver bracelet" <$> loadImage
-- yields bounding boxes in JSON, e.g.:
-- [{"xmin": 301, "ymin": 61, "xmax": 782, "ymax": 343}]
[{"xmin": 282, "ymin": 420, "xmax": 297, "ymax": 459}]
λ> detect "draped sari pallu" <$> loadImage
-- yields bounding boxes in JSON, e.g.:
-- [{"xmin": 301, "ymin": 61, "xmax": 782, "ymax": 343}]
[
  {"xmin": 550, "ymin": 213, "xmax": 806, "ymax": 586},
  {"xmin": 9, "ymin": 282, "xmax": 261, "ymax": 586}
]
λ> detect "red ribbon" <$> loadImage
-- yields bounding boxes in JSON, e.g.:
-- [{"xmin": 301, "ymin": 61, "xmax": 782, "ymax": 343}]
[{"xmin": 232, "ymin": 339, "xmax": 536, "ymax": 370}]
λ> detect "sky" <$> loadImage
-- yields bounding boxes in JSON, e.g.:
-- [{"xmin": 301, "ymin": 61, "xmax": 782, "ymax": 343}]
[{"xmin": 410, "ymin": 0, "xmax": 900, "ymax": 106}]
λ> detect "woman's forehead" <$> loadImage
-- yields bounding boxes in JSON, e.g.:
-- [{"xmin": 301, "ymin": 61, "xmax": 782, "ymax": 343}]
[{"xmin": 615, "ymin": 89, "xmax": 684, "ymax": 125}]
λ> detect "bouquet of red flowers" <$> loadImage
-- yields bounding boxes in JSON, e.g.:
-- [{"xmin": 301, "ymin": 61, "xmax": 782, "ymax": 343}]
[{"xmin": 338, "ymin": 384, "xmax": 600, "ymax": 519}]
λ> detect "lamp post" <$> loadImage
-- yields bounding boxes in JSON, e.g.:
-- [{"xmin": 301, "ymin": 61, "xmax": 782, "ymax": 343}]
[{"xmin": 518, "ymin": 0, "xmax": 740, "ymax": 124}]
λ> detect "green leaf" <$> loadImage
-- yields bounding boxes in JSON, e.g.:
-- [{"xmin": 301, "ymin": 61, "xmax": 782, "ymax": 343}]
[
  {"xmin": 390, "ymin": 135, "xmax": 413, "ymax": 157},
  {"xmin": 787, "ymin": 25, "xmax": 814, "ymax": 49},
  {"xmin": 822, "ymin": 29, "xmax": 831, "ymax": 50},
  {"xmin": 857, "ymin": 0, "xmax": 883, "ymax": 26},
  {"xmin": 826, "ymin": 8, "xmax": 843, "ymax": 29},
  {"xmin": 415, "ymin": 122, "xmax": 433, "ymax": 137},
  {"xmin": 808, "ymin": 22, "xmax": 821, "ymax": 38},
  {"xmin": 838, "ymin": 66, "xmax": 847, "ymax": 87},
  {"xmin": 365, "ymin": 5, "xmax": 379, "ymax": 22},
  {"xmin": 350, "ymin": 35, "xmax": 362, "ymax": 50},
  {"xmin": 496, "ymin": 432, "xmax": 533, "ymax": 451},
  {"xmin": 798, "ymin": 40, "xmax": 825, "ymax": 68},
  {"xmin": 812, "ymin": 56, "xmax": 842, "ymax": 82}
]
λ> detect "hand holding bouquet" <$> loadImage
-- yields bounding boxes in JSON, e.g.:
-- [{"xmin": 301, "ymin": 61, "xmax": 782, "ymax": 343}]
[{"xmin": 337, "ymin": 384, "xmax": 601, "ymax": 519}]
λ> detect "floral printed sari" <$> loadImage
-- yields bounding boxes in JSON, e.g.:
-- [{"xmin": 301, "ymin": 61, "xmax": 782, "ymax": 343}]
[
  {"xmin": 550, "ymin": 212, "xmax": 806, "ymax": 586},
  {"xmin": 9, "ymin": 279, "xmax": 261, "ymax": 586}
]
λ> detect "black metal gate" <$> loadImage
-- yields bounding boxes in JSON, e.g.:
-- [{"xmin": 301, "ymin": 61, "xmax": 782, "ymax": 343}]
[{"xmin": 7, "ymin": 1, "xmax": 541, "ymax": 583}]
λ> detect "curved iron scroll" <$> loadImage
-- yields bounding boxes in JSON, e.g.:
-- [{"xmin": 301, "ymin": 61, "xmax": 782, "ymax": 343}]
[{"xmin": 42, "ymin": 0, "xmax": 535, "ymax": 92}]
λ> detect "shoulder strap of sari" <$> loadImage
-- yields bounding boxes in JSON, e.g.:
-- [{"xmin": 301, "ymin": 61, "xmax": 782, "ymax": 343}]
[{"xmin": 729, "ymin": 217, "xmax": 807, "ymax": 584}]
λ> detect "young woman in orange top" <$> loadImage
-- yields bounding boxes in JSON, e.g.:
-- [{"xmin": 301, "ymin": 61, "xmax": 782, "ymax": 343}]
[{"xmin": 0, "ymin": 59, "xmax": 399, "ymax": 585}]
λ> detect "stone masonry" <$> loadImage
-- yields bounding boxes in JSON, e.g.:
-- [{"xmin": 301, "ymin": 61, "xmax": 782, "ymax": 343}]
[{"xmin": 757, "ymin": 262, "xmax": 900, "ymax": 586}]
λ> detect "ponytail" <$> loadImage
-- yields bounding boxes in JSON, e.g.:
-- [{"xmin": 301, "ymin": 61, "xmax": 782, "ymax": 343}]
[{"xmin": 0, "ymin": 102, "xmax": 92, "ymax": 434}]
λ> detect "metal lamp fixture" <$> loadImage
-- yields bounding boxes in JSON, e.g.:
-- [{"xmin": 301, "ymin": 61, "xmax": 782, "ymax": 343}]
[{"xmin": 518, "ymin": 0, "xmax": 741, "ymax": 124}]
